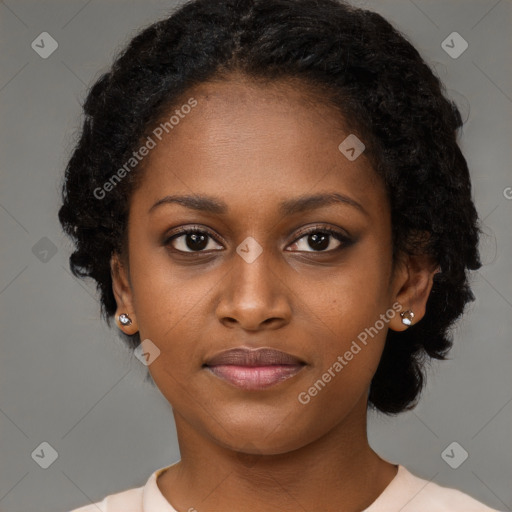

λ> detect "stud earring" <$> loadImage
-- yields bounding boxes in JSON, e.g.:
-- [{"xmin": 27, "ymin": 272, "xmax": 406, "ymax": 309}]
[
  {"xmin": 119, "ymin": 313, "xmax": 132, "ymax": 326},
  {"xmin": 400, "ymin": 310, "xmax": 414, "ymax": 326}
]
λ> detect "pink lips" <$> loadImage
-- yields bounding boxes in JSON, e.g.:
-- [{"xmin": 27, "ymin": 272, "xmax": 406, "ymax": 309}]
[{"xmin": 204, "ymin": 347, "xmax": 306, "ymax": 391}]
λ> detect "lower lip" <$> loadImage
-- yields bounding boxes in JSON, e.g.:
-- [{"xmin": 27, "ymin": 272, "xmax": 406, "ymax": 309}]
[{"xmin": 205, "ymin": 364, "xmax": 305, "ymax": 390}]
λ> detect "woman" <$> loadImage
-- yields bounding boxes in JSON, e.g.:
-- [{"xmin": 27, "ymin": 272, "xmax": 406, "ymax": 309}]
[{"xmin": 59, "ymin": 0, "xmax": 499, "ymax": 510}]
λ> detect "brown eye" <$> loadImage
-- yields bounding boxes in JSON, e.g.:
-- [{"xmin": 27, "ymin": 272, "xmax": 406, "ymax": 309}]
[
  {"xmin": 166, "ymin": 228, "xmax": 223, "ymax": 253},
  {"xmin": 287, "ymin": 227, "xmax": 352, "ymax": 253}
]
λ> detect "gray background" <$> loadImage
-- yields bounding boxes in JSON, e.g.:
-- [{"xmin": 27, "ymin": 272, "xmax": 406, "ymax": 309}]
[{"xmin": 0, "ymin": 0, "xmax": 511, "ymax": 511}]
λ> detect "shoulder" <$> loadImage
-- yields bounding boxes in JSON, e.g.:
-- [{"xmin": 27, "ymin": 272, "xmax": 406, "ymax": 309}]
[
  {"xmin": 68, "ymin": 485, "xmax": 144, "ymax": 512},
  {"xmin": 395, "ymin": 465, "xmax": 500, "ymax": 512},
  {"xmin": 66, "ymin": 463, "xmax": 178, "ymax": 512}
]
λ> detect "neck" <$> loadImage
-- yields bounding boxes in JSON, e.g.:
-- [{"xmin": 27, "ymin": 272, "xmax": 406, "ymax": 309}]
[{"xmin": 157, "ymin": 395, "xmax": 398, "ymax": 512}]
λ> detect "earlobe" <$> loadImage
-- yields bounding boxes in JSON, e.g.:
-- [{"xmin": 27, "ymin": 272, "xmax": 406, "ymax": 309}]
[
  {"xmin": 110, "ymin": 253, "xmax": 139, "ymax": 335},
  {"xmin": 399, "ymin": 309, "xmax": 415, "ymax": 326},
  {"xmin": 389, "ymin": 250, "xmax": 438, "ymax": 332},
  {"xmin": 389, "ymin": 306, "xmax": 416, "ymax": 332}
]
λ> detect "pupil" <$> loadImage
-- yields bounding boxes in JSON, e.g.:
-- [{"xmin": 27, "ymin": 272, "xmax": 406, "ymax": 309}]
[
  {"xmin": 187, "ymin": 233, "xmax": 208, "ymax": 251},
  {"xmin": 309, "ymin": 233, "xmax": 329, "ymax": 251}
]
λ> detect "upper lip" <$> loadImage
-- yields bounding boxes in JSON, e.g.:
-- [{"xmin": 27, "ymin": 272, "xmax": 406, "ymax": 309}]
[{"xmin": 204, "ymin": 347, "xmax": 306, "ymax": 367}]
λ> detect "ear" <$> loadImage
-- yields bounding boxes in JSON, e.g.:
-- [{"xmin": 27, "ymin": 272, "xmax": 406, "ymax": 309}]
[
  {"xmin": 111, "ymin": 252, "xmax": 139, "ymax": 335},
  {"xmin": 388, "ymin": 239, "xmax": 440, "ymax": 332}
]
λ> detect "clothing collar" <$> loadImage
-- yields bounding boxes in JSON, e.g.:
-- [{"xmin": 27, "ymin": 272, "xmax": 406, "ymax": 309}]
[{"xmin": 142, "ymin": 460, "xmax": 406, "ymax": 511}]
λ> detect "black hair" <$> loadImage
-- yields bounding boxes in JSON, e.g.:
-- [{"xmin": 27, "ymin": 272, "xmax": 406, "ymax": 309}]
[{"xmin": 58, "ymin": 0, "xmax": 482, "ymax": 414}]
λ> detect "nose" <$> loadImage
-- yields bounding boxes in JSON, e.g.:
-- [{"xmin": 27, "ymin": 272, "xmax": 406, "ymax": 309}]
[{"xmin": 215, "ymin": 248, "xmax": 292, "ymax": 331}]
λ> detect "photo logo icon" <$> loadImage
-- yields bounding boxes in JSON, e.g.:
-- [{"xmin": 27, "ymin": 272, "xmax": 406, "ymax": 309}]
[
  {"xmin": 236, "ymin": 236, "xmax": 263, "ymax": 263},
  {"xmin": 441, "ymin": 32, "xmax": 468, "ymax": 59},
  {"xmin": 338, "ymin": 134, "xmax": 365, "ymax": 161},
  {"xmin": 441, "ymin": 441, "xmax": 469, "ymax": 469},
  {"xmin": 134, "ymin": 339, "xmax": 161, "ymax": 366},
  {"xmin": 32, "ymin": 237, "xmax": 58, "ymax": 263},
  {"xmin": 31, "ymin": 442, "xmax": 59, "ymax": 469},
  {"xmin": 31, "ymin": 32, "xmax": 59, "ymax": 59}
]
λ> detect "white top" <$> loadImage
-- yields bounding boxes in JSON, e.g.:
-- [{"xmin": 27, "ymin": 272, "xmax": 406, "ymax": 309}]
[{"xmin": 69, "ymin": 460, "xmax": 500, "ymax": 512}]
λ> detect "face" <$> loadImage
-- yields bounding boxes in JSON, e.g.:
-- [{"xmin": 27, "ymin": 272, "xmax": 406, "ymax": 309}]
[{"xmin": 111, "ymin": 75, "xmax": 433, "ymax": 455}]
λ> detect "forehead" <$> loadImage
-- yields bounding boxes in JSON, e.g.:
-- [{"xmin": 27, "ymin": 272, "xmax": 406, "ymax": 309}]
[{"xmin": 131, "ymin": 77, "xmax": 385, "ymax": 218}]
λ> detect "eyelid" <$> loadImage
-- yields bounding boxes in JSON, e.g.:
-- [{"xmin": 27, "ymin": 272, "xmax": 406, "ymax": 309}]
[
  {"xmin": 291, "ymin": 224, "xmax": 351, "ymax": 243},
  {"xmin": 164, "ymin": 225, "xmax": 224, "ymax": 249}
]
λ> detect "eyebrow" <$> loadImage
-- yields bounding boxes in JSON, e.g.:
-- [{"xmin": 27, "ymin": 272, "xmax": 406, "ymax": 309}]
[{"xmin": 148, "ymin": 192, "xmax": 368, "ymax": 217}]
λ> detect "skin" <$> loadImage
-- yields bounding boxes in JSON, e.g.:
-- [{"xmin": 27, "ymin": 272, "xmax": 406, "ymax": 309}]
[{"xmin": 110, "ymin": 73, "xmax": 438, "ymax": 512}]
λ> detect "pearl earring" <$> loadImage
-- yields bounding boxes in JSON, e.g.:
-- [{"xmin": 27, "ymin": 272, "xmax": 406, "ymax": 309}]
[{"xmin": 400, "ymin": 310, "xmax": 414, "ymax": 326}]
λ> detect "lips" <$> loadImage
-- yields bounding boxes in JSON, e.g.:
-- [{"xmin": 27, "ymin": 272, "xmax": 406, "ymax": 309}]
[
  {"xmin": 204, "ymin": 347, "xmax": 306, "ymax": 391},
  {"xmin": 204, "ymin": 347, "xmax": 305, "ymax": 366}
]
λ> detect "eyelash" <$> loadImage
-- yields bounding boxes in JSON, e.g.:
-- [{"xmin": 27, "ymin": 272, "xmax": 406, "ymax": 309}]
[{"xmin": 164, "ymin": 225, "xmax": 352, "ymax": 254}]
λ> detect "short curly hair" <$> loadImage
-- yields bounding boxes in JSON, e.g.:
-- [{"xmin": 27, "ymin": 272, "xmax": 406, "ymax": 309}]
[{"xmin": 58, "ymin": 0, "xmax": 482, "ymax": 415}]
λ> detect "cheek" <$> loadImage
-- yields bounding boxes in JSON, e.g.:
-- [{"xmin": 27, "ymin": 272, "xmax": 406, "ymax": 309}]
[
  {"xmin": 299, "ymin": 243, "xmax": 390, "ymax": 331},
  {"xmin": 128, "ymin": 254, "xmax": 222, "ymax": 377},
  {"xmin": 297, "ymin": 247, "xmax": 392, "ymax": 386},
  {"xmin": 295, "ymin": 298, "xmax": 389, "ymax": 423},
  {"xmin": 127, "ymin": 237, "xmax": 196, "ymax": 331}
]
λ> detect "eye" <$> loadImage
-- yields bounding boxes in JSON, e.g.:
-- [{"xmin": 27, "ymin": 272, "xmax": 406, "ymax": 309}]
[
  {"xmin": 165, "ymin": 227, "xmax": 223, "ymax": 253},
  {"xmin": 287, "ymin": 226, "xmax": 351, "ymax": 253},
  {"xmin": 164, "ymin": 225, "xmax": 352, "ymax": 254}
]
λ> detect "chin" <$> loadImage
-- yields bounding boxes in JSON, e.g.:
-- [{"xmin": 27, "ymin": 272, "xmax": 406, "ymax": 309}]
[{"xmin": 205, "ymin": 416, "xmax": 314, "ymax": 456}]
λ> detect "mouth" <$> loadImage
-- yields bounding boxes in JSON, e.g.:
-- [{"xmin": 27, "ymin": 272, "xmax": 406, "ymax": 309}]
[{"xmin": 203, "ymin": 347, "xmax": 306, "ymax": 391}]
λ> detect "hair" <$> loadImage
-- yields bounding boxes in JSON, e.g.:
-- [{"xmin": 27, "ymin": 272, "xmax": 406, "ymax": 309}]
[{"xmin": 58, "ymin": 0, "xmax": 482, "ymax": 415}]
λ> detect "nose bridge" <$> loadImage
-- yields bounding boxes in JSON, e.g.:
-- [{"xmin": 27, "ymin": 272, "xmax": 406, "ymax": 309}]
[
  {"xmin": 232, "ymin": 240, "xmax": 278, "ymax": 304},
  {"xmin": 216, "ymin": 239, "xmax": 290, "ymax": 328}
]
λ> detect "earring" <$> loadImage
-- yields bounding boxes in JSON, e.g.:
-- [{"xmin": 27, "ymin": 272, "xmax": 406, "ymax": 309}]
[
  {"xmin": 400, "ymin": 310, "xmax": 414, "ymax": 326},
  {"xmin": 119, "ymin": 313, "xmax": 132, "ymax": 326}
]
